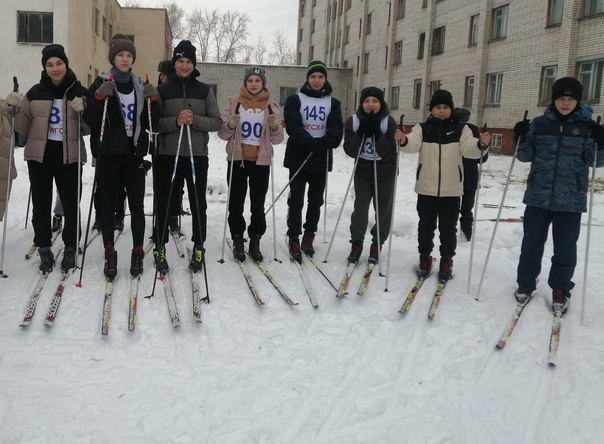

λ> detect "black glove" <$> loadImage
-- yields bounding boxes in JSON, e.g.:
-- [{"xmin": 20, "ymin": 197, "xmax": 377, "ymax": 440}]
[
  {"xmin": 309, "ymin": 137, "xmax": 325, "ymax": 154},
  {"xmin": 591, "ymin": 122, "xmax": 604, "ymax": 143},
  {"xmin": 513, "ymin": 119, "xmax": 530, "ymax": 137},
  {"xmin": 142, "ymin": 159, "xmax": 152, "ymax": 174},
  {"xmin": 369, "ymin": 113, "xmax": 382, "ymax": 139},
  {"xmin": 357, "ymin": 115, "xmax": 372, "ymax": 138}
]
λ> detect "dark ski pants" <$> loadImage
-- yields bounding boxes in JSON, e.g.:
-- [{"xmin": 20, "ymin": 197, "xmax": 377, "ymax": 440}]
[
  {"xmin": 286, "ymin": 170, "xmax": 326, "ymax": 238},
  {"xmin": 349, "ymin": 174, "xmax": 395, "ymax": 245},
  {"xmin": 516, "ymin": 205, "xmax": 581, "ymax": 294},
  {"xmin": 460, "ymin": 188, "xmax": 476, "ymax": 225},
  {"xmin": 96, "ymin": 155, "xmax": 146, "ymax": 247},
  {"xmin": 154, "ymin": 154, "xmax": 208, "ymax": 248},
  {"xmin": 416, "ymin": 194, "xmax": 460, "ymax": 258},
  {"xmin": 227, "ymin": 160, "xmax": 270, "ymax": 238},
  {"xmin": 94, "ymin": 181, "xmax": 126, "ymax": 221},
  {"xmin": 28, "ymin": 153, "xmax": 81, "ymax": 250}
]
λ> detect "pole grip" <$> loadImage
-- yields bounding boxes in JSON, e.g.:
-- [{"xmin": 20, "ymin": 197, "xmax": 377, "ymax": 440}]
[
  {"xmin": 399, "ymin": 114, "xmax": 404, "ymax": 130},
  {"xmin": 12, "ymin": 76, "xmax": 19, "ymax": 93}
]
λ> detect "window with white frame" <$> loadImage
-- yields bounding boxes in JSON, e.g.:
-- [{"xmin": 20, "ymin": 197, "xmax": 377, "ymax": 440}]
[
  {"xmin": 465, "ymin": 76, "xmax": 475, "ymax": 106},
  {"xmin": 397, "ymin": 0, "xmax": 406, "ymax": 19},
  {"xmin": 394, "ymin": 40, "xmax": 403, "ymax": 65},
  {"xmin": 540, "ymin": 66, "xmax": 558, "ymax": 104},
  {"xmin": 432, "ymin": 26, "xmax": 445, "ymax": 54},
  {"xmin": 413, "ymin": 79, "xmax": 422, "ymax": 109},
  {"xmin": 345, "ymin": 25, "xmax": 350, "ymax": 44},
  {"xmin": 280, "ymin": 87, "xmax": 297, "ymax": 107},
  {"xmin": 430, "ymin": 81, "xmax": 442, "ymax": 98},
  {"xmin": 366, "ymin": 13, "xmax": 372, "ymax": 34},
  {"xmin": 363, "ymin": 52, "xmax": 370, "ymax": 73},
  {"xmin": 486, "ymin": 73, "xmax": 503, "ymax": 105},
  {"xmin": 469, "ymin": 14, "xmax": 479, "ymax": 46},
  {"xmin": 548, "ymin": 0, "xmax": 564, "ymax": 25},
  {"xmin": 17, "ymin": 11, "xmax": 53, "ymax": 43},
  {"xmin": 492, "ymin": 134, "xmax": 503, "ymax": 149},
  {"xmin": 585, "ymin": 0, "xmax": 604, "ymax": 16},
  {"xmin": 578, "ymin": 59, "xmax": 603, "ymax": 101},
  {"xmin": 391, "ymin": 86, "xmax": 400, "ymax": 110},
  {"xmin": 492, "ymin": 5, "xmax": 508, "ymax": 40}
]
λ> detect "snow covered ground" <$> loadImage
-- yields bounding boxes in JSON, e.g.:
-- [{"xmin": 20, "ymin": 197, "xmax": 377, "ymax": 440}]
[{"xmin": 2, "ymin": 133, "xmax": 604, "ymax": 443}]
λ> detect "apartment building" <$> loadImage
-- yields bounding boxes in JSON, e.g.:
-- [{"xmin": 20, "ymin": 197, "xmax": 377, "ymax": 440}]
[
  {"xmin": 1, "ymin": 0, "xmax": 172, "ymax": 95},
  {"xmin": 297, "ymin": 0, "xmax": 604, "ymax": 153}
]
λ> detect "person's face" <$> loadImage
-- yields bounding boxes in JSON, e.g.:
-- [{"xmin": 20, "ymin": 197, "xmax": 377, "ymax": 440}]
[
  {"xmin": 308, "ymin": 72, "xmax": 326, "ymax": 91},
  {"xmin": 175, "ymin": 58, "xmax": 194, "ymax": 78},
  {"xmin": 113, "ymin": 51, "xmax": 134, "ymax": 73},
  {"xmin": 362, "ymin": 96, "xmax": 381, "ymax": 114},
  {"xmin": 159, "ymin": 73, "xmax": 169, "ymax": 84},
  {"xmin": 45, "ymin": 57, "xmax": 67, "ymax": 85},
  {"xmin": 432, "ymin": 104, "xmax": 452, "ymax": 120},
  {"xmin": 554, "ymin": 97, "xmax": 578, "ymax": 116},
  {"xmin": 246, "ymin": 74, "xmax": 263, "ymax": 95}
]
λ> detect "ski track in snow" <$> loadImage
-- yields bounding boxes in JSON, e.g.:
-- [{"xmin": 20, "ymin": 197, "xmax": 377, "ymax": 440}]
[{"xmin": 2, "ymin": 135, "xmax": 604, "ymax": 442}]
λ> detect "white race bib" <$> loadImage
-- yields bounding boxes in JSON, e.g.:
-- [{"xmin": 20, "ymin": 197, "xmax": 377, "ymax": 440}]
[
  {"xmin": 239, "ymin": 108, "xmax": 265, "ymax": 147},
  {"xmin": 118, "ymin": 90, "xmax": 135, "ymax": 137},
  {"xmin": 48, "ymin": 99, "xmax": 64, "ymax": 141},
  {"xmin": 352, "ymin": 115, "xmax": 388, "ymax": 160},
  {"xmin": 299, "ymin": 94, "xmax": 331, "ymax": 138}
]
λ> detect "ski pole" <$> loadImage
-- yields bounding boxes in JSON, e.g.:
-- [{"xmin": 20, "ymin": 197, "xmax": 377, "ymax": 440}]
[
  {"xmin": 581, "ymin": 115, "xmax": 601, "ymax": 326},
  {"xmin": 476, "ymin": 110, "xmax": 527, "ymax": 301},
  {"xmin": 371, "ymin": 133, "xmax": 383, "ymax": 276},
  {"xmin": 467, "ymin": 122, "xmax": 488, "ymax": 294},
  {"xmin": 264, "ymin": 151, "xmax": 313, "ymax": 215},
  {"xmin": 0, "ymin": 76, "xmax": 19, "ymax": 278},
  {"xmin": 219, "ymin": 102, "xmax": 240, "ymax": 263},
  {"xmin": 385, "ymin": 114, "xmax": 403, "ymax": 291},
  {"xmin": 323, "ymin": 134, "xmax": 365, "ymax": 263},
  {"xmin": 267, "ymin": 104, "xmax": 281, "ymax": 262},
  {"xmin": 24, "ymin": 185, "xmax": 31, "ymax": 229},
  {"xmin": 75, "ymin": 81, "xmax": 83, "ymax": 271},
  {"xmin": 323, "ymin": 149, "xmax": 329, "ymax": 244}
]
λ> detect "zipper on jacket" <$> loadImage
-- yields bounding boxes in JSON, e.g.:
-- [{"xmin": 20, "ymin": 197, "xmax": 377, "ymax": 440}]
[
  {"xmin": 549, "ymin": 122, "xmax": 564, "ymax": 210},
  {"xmin": 437, "ymin": 127, "xmax": 442, "ymax": 197}
]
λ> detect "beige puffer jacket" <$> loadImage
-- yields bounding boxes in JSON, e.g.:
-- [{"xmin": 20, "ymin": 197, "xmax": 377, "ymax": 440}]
[{"xmin": 0, "ymin": 99, "xmax": 17, "ymax": 221}]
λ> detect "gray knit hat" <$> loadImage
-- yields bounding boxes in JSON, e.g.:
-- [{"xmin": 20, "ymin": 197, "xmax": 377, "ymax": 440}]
[{"xmin": 244, "ymin": 66, "xmax": 267, "ymax": 87}]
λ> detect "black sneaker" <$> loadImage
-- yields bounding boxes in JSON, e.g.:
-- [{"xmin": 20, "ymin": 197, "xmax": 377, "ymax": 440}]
[
  {"xmin": 232, "ymin": 236, "xmax": 246, "ymax": 262},
  {"xmin": 52, "ymin": 214, "xmax": 63, "ymax": 233},
  {"xmin": 130, "ymin": 246, "xmax": 145, "ymax": 278},
  {"xmin": 91, "ymin": 218, "xmax": 101, "ymax": 232},
  {"xmin": 552, "ymin": 288, "xmax": 570, "ymax": 316},
  {"xmin": 249, "ymin": 236, "xmax": 263, "ymax": 262},
  {"xmin": 514, "ymin": 288, "xmax": 532, "ymax": 305},
  {"xmin": 189, "ymin": 244, "xmax": 204, "ymax": 272},
  {"xmin": 460, "ymin": 221, "xmax": 472, "ymax": 241},
  {"xmin": 438, "ymin": 257, "xmax": 453, "ymax": 282},
  {"xmin": 104, "ymin": 244, "xmax": 118, "ymax": 280},
  {"xmin": 301, "ymin": 232, "xmax": 315, "ymax": 257},
  {"xmin": 347, "ymin": 243, "xmax": 363, "ymax": 264},
  {"xmin": 153, "ymin": 246, "xmax": 170, "ymax": 275},
  {"xmin": 38, "ymin": 247, "xmax": 55, "ymax": 274},
  {"xmin": 114, "ymin": 219, "xmax": 124, "ymax": 232},
  {"xmin": 61, "ymin": 246, "xmax": 77, "ymax": 272},
  {"xmin": 169, "ymin": 216, "xmax": 180, "ymax": 233},
  {"xmin": 288, "ymin": 237, "xmax": 303, "ymax": 264},
  {"xmin": 417, "ymin": 254, "xmax": 433, "ymax": 278},
  {"xmin": 368, "ymin": 243, "xmax": 380, "ymax": 264}
]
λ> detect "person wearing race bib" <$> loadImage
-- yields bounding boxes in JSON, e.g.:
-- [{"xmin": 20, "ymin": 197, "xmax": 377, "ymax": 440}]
[
  {"xmin": 12, "ymin": 44, "xmax": 89, "ymax": 274},
  {"xmin": 218, "ymin": 66, "xmax": 284, "ymax": 263},
  {"xmin": 84, "ymin": 34, "xmax": 159, "ymax": 281},
  {"xmin": 283, "ymin": 60, "xmax": 343, "ymax": 263},
  {"xmin": 343, "ymin": 87, "xmax": 404, "ymax": 265},
  {"xmin": 400, "ymin": 89, "xmax": 491, "ymax": 282}
]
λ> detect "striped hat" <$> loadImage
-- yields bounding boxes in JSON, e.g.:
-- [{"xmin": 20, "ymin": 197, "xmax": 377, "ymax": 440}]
[{"xmin": 307, "ymin": 60, "xmax": 327, "ymax": 79}]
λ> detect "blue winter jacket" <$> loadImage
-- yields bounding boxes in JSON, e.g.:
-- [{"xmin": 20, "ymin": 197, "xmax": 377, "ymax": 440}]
[{"xmin": 515, "ymin": 105, "xmax": 604, "ymax": 213}]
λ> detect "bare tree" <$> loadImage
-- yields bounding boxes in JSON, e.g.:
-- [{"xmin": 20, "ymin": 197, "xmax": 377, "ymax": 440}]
[
  {"xmin": 253, "ymin": 34, "xmax": 268, "ymax": 65},
  {"xmin": 269, "ymin": 30, "xmax": 295, "ymax": 65},
  {"xmin": 157, "ymin": 1, "xmax": 188, "ymax": 41},
  {"xmin": 188, "ymin": 8, "xmax": 220, "ymax": 62},
  {"xmin": 240, "ymin": 45, "xmax": 254, "ymax": 64},
  {"xmin": 219, "ymin": 11, "xmax": 251, "ymax": 63},
  {"xmin": 123, "ymin": 0, "xmax": 144, "ymax": 6}
]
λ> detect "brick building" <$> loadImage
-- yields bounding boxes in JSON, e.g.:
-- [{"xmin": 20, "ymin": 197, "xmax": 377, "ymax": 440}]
[{"xmin": 296, "ymin": 0, "xmax": 604, "ymax": 153}]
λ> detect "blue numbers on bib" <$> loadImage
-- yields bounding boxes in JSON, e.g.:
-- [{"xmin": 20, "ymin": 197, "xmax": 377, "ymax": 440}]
[
  {"xmin": 241, "ymin": 121, "xmax": 262, "ymax": 139},
  {"xmin": 121, "ymin": 103, "xmax": 135, "ymax": 122},
  {"xmin": 364, "ymin": 139, "xmax": 375, "ymax": 156},
  {"xmin": 49, "ymin": 106, "xmax": 61, "ymax": 125},
  {"xmin": 303, "ymin": 105, "xmax": 326, "ymax": 121}
]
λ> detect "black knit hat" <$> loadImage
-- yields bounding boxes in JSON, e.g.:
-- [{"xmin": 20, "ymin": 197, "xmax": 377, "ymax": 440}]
[
  {"xmin": 359, "ymin": 86, "xmax": 385, "ymax": 106},
  {"xmin": 453, "ymin": 108, "xmax": 471, "ymax": 123},
  {"xmin": 551, "ymin": 77, "xmax": 583, "ymax": 102},
  {"xmin": 108, "ymin": 34, "xmax": 136, "ymax": 64},
  {"xmin": 244, "ymin": 66, "xmax": 267, "ymax": 87},
  {"xmin": 307, "ymin": 60, "xmax": 327, "ymax": 79},
  {"xmin": 172, "ymin": 40, "xmax": 197, "ymax": 66},
  {"xmin": 157, "ymin": 59, "xmax": 173, "ymax": 75},
  {"xmin": 42, "ymin": 44, "xmax": 69, "ymax": 68},
  {"xmin": 430, "ymin": 89, "xmax": 454, "ymax": 111}
]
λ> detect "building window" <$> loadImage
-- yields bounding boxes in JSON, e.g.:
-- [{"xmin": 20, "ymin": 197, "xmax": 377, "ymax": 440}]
[
  {"xmin": 578, "ymin": 59, "xmax": 603, "ymax": 101},
  {"xmin": 384, "ymin": 45, "xmax": 389, "ymax": 68},
  {"xmin": 413, "ymin": 79, "xmax": 422, "ymax": 109},
  {"xmin": 356, "ymin": 56, "xmax": 360, "ymax": 76},
  {"xmin": 585, "ymin": 0, "xmax": 604, "ymax": 16},
  {"xmin": 387, "ymin": 3, "xmax": 391, "ymax": 26},
  {"xmin": 417, "ymin": 33, "xmax": 425, "ymax": 60},
  {"xmin": 17, "ymin": 11, "xmax": 53, "ymax": 43},
  {"xmin": 366, "ymin": 13, "xmax": 372, "ymax": 34},
  {"xmin": 108, "ymin": 23, "xmax": 113, "ymax": 41},
  {"xmin": 299, "ymin": 28, "xmax": 303, "ymax": 43},
  {"xmin": 464, "ymin": 76, "xmax": 475, "ymax": 106},
  {"xmin": 300, "ymin": 0, "xmax": 306, "ymax": 17},
  {"xmin": 486, "ymin": 72, "xmax": 504, "ymax": 105},
  {"xmin": 102, "ymin": 16, "xmax": 107, "ymax": 41},
  {"xmin": 469, "ymin": 14, "xmax": 479, "ymax": 46},
  {"xmin": 492, "ymin": 5, "xmax": 508, "ymax": 40},
  {"xmin": 359, "ymin": 18, "xmax": 363, "ymax": 38},
  {"xmin": 311, "ymin": 19, "xmax": 316, "ymax": 33},
  {"xmin": 327, "ymin": 6, "xmax": 331, "ymax": 22},
  {"xmin": 422, "ymin": 0, "xmax": 428, "ymax": 8},
  {"xmin": 394, "ymin": 40, "xmax": 403, "ymax": 65},
  {"xmin": 313, "ymin": 0, "xmax": 317, "ymax": 6},
  {"xmin": 391, "ymin": 86, "xmax": 400, "ymax": 110},
  {"xmin": 548, "ymin": 0, "xmax": 564, "ymax": 25},
  {"xmin": 95, "ymin": 8, "xmax": 100, "ymax": 35},
  {"xmin": 430, "ymin": 81, "xmax": 442, "ymax": 98},
  {"xmin": 492, "ymin": 134, "xmax": 503, "ymax": 149},
  {"xmin": 339, "ymin": 0, "xmax": 343, "ymax": 15},
  {"xmin": 432, "ymin": 26, "xmax": 445, "ymax": 54},
  {"xmin": 397, "ymin": 0, "xmax": 406, "ymax": 19},
  {"xmin": 345, "ymin": 25, "xmax": 350, "ymax": 44},
  {"xmin": 279, "ymin": 87, "xmax": 298, "ymax": 107},
  {"xmin": 540, "ymin": 66, "xmax": 558, "ymax": 104},
  {"xmin": 333, "ymin": 3, "xmax": 337, "ymax": 19},
  {"xmin": 363, "ymin": 52, "xmax": 370, "ymax": 73},
  {"xmin": 343, "ymin": 59, "xmax": 348, "ymax": 68},
  {"xmin": 347, "ymin": 0, "xmax": 352, "ymax": 10},
  {"xmin": 310, "ymin": 45, "xmax": 314, "ymax": 59}
]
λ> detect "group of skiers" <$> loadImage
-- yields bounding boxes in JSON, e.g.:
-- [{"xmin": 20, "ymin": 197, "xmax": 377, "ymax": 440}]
[{"xmin": 1, "ymin": 35, "xmax": 604, "ymax": 317}]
